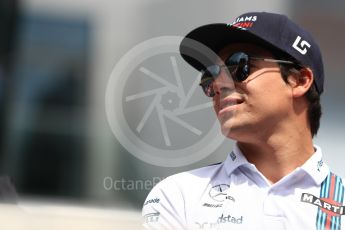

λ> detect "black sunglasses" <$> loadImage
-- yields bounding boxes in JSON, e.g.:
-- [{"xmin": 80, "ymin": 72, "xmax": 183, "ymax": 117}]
[{"xmin": 199, "ymin": 52, "xmax": 300, "ymax": 97}]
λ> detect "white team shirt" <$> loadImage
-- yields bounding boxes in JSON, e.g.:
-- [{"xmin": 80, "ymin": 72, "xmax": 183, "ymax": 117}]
[{"xmin": 142, "ymin": 143, "xmax": 345, "ymax": 230}]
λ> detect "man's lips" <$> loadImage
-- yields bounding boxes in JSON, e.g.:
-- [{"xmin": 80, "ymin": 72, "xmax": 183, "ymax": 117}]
[
  {"xmin": 220, "ymin": 97, "xmax": 244, "ymax": 110},
  {"xmin": 218, "ymin": 97, "xmax": 244, "ymax": 115}
]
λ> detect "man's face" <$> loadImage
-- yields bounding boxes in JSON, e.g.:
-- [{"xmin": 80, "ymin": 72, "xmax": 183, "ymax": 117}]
[{"xmin": 211, "ymin": 43, "xmax": 294, "ymax": 142}]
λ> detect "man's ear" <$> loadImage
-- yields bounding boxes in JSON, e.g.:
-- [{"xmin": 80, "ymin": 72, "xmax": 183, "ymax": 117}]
[{"xmin": 288, "ymin": 68, "xmax": 314, "ymax": 98}]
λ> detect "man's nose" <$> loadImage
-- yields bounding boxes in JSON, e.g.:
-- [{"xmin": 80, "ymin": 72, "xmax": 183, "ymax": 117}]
[{"xmin": 213, "ymin": 69, "xmax": 235, "ymax": 96}]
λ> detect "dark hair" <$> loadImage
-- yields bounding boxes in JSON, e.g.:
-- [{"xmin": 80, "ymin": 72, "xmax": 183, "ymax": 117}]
[{"xmin": 279, "ymin": 64, "xmax": 322, "ymax": 137}]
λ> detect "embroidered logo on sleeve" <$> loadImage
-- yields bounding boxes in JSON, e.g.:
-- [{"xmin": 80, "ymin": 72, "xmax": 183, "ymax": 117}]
[
  {"xmin": 144, "ymin": 198, "xmax": 160, "ymax": 206},
  {"xmin": 144, "ymin": 212, "xmax": 160, "ymax": 223}
]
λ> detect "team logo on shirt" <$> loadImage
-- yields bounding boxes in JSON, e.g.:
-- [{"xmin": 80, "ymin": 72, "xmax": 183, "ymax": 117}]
[
  {"xmin": 317, "ymin": 159, "xmax": 323, "ymax": 172},
  {"xmin": 209, "ymin": 184, "xmax": 235, "ymax": 202},
  {"xmin": 301, "ymin": 172, "xmax": 344, "ymax": 230},
  {"xmin": 301, "ymin": 193, "xmax": 345, "ymax": 216},
  {"xmin": 202, "ymin": 203, "xmax": 223, "ymax": 208},
  {"xmin": 202, "ymin": 184, "xmax": 235, "ymax": 208},
  {"xmin": 143, "ymin": 197, "xmax": 160, "ymax": 206},
  {"xmin": 230, "ymin": 152, "xmax": 237, "ymax": 161},
  {"xmin": 195, "ymin": 213, "xmax": 243, "ymax": 229},
  {"xmin": 143, "ymin": 212, "xmax": 160, "ymax": 223}
]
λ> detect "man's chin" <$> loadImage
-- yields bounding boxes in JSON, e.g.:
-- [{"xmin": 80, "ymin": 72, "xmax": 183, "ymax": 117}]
[
  {"xmin": 220, "ymin": 121, "xmax": 245, "ymax": 140},
  {"xmin": 220, "ymin": 124, "xmax": 232, "ymax": 138}
]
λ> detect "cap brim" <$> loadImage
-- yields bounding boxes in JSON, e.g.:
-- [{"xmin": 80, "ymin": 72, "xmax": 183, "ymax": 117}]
[{"xmin": 179, "ymin": 23, "xmax": 276, "ymax": 71}]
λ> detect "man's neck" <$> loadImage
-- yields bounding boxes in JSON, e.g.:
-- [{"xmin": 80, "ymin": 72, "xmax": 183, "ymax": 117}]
[{"xmin": 237, "ymin": 131, "xmax": 315, "ymax": 185}]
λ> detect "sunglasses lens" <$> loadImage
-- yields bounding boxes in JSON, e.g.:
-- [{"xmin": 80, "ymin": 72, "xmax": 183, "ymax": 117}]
[
  {"xmin": 226, "ymin": 52, "xmax": 250, "ymax": 82},
  {"xmin": 200, "ymin": 65, "xmax": 220, "ymax": 97},
  {"xmin": 200, "ymin": 79, "xmax": 215, "ymax": 97},
  {"xmin": 199, "ymin": 52, "xmax": 250, "ymax": 97}
]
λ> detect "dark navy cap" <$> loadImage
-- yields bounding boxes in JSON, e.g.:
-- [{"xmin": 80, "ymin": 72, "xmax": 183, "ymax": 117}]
[{"xmin": 180, "ymin": 12, "xmax": 324, "ymax": 94}]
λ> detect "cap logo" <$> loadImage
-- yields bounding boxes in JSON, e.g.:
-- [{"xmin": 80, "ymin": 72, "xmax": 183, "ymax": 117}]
[
  {"xmin": 292, "ymin": 36, "xmax": 311, "ymax": 55},
  {"xmin": 234, "ymin": 15, "xmax": 257, "ymax": 23},
  {"xmin": 227, "ymin": 15, "xmax": 257, "ymax": 30}
]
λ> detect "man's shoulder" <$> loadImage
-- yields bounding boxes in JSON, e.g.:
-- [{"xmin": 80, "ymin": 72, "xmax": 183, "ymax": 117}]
[{"xmin": 159, "ymin": 161, "xmax": 225, "ymax": 188}]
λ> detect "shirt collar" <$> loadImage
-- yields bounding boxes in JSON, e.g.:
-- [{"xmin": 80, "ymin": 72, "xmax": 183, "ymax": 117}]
[
  {"xmin": 224, "ymin": 143, "xmax": 329, "ymax": 186},
  {"xmin": 224, "ymin": 143, "xmax": 251, "ymax": 176},
  {"xmin": 299, "ymin": 145, "xmax": 329, "ymax": 185}
]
